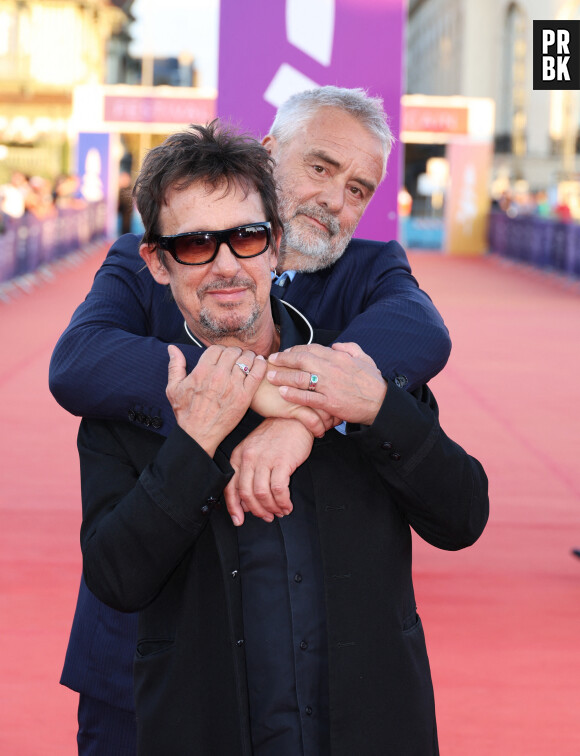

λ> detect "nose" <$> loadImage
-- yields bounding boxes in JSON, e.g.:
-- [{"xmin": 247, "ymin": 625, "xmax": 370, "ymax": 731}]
[
  {"xmin": 210, "ymin": 241, "xmax": 242, "ymax": 277},
  {"xmin": 316, "ymin": 179, "xmax": 345, "ymax": 214}
]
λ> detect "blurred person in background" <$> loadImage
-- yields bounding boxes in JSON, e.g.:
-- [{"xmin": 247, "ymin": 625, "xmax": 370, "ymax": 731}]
[{"xmin": 0, "ymin": 170, "xmax": 29, "ymax": 221}]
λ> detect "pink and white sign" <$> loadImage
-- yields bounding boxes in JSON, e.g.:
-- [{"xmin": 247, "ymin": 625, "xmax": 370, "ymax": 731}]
[{"xmin": 217, "ymin": 0, "xmax": 405, "ymax": 242}]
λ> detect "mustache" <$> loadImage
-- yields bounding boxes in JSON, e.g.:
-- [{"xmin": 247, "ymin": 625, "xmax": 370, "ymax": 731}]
[
  {"xmin": 197, "ymin": 277, "xmax": 256, "ymax": 297},
  {"xmin": 293, "ymin": 204, "xmax": 341, "ymax": 236}
]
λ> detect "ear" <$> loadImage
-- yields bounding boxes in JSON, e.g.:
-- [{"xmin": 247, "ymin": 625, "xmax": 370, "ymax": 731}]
[
  {"xmin": 269, "ymin": 228, "xmax": 282, "ymax": 269},
  {"xmin": 261, "ymin": 134, "xmax": 277, "ymax": 157},
  {"xmin": 139, "ymin": 243, "xmax": 171, "ymax": 286}
]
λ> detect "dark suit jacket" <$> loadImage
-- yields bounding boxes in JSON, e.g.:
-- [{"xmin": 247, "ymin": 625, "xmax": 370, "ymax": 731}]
[
  {"xmin": 49, "ymin": 234, "xmax": 451, "ymax": 430},
  {"xmin": 80, "ymin": 376, "xmax": 488, "ymax": 756}
]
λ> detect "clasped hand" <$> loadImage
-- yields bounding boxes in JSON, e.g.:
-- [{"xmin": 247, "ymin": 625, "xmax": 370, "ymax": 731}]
[
  {"xmin": 223, "ymin": 342, "xmax": 388, "ymax": 526},
  {"xmin": 166, "ymin": 344, "xmax": 266, "ymax": 457}
]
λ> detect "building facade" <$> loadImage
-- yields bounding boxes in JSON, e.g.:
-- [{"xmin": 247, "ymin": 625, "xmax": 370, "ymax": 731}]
[
  {"xmin": 406, "ymin": 0, "xmax": 580, "ymax": 192},
  {"xmin": 0, "ymin": 0, "xmax": 134, "ymax": 181}
]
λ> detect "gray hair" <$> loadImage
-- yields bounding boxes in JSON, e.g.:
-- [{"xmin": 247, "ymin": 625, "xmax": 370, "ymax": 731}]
[{"xmin": 269, "ymin": 86, "xmax": 394, "ymax": 176}]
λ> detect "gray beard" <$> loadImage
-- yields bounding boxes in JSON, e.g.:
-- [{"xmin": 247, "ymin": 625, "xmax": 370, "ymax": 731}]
[{"xmin": 277, "ymin": 199, "xmax": 354, "ymax": 272}]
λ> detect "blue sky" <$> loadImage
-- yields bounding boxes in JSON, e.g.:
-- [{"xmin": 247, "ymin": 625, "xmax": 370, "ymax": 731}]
[{"xmin": 129, "ymin": 0, "xmax": 220, "ymax": 89}]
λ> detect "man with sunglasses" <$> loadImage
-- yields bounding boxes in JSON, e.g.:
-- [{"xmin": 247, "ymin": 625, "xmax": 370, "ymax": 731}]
[
  {"xmin": 78, "ymin": 122, "xmax": 487, "ymax": 756},
  {"xmin": 54, "ymin": 87, "xmax": 453, "ymax": 753}
]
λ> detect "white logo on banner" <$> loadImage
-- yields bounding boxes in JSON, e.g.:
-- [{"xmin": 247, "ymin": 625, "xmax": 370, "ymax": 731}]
[
  {"xmin": 81, "ymin": 148, "xmax": 104, "ymax": 203},
  {"xmin": 264, "ymin": 0, "xmax": 335, "ymax": 107}
]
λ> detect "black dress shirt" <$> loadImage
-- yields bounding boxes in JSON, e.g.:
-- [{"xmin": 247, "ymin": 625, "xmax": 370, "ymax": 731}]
[{"xmin": 234, "ymin": 298, "xmax": 330, "ymax": 755}]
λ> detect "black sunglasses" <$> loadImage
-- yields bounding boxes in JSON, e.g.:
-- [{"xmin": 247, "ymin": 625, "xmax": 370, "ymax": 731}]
[{"xmin": 156, "ymin": 222, "xmax": 272, "ymax": 266}]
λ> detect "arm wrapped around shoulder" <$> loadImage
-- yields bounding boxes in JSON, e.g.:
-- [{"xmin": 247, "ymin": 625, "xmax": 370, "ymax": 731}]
[{"xmin": 351, "ymin": 381, "xmax": 489, "ymax": 551}]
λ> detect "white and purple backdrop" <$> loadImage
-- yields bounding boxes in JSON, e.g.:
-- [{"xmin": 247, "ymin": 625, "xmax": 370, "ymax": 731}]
[{"xmin": 217, "ymin": 0, "xmax": 405, "ymax": 242}]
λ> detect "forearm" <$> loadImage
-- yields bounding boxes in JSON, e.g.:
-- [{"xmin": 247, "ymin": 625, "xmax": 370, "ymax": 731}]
[
  {"xmin": 48, "ymin": 235, "xmax": 199, "ymax": 431},
  {"xmin": 334, "ymin": 294, "xmax": 451, "ymax": 391},
  {"xmin": 80, "ymin": 422, "xmax": 232, "ymax": 612},
  {"xmin": 351, "ymin": 382, "xmax": 489, "ymax": 550}
]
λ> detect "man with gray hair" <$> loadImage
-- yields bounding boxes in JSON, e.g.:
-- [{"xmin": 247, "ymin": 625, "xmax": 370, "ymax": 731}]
[{"xmin": 51, "ymin": 87, "xmax": 452, "ymax": 753}]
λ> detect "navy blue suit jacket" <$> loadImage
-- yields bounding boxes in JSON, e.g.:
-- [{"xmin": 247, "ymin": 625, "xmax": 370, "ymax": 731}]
[{"xmin": 54, "ymin": 233, "xmax": 451, "ymax": 711}]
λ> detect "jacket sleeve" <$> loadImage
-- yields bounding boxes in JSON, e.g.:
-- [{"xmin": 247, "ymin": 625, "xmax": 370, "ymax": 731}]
[
  {"xmin": 79, "ymin": 419, "xmax": 233, "ymax": 612},
  {"xmin": 349, "ymin": 381, "xmax": 489, "ymax": 550},
  {"xmin": 331, "ymin": 241, "xmax": 451, "ymax": 391},
  {"xmin": 48, "ymin": 234, "xmax": 200, "ymax": 434}
]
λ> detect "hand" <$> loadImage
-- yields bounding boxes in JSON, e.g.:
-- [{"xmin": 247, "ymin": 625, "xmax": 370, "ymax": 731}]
[
  {"xmin": 250, "ymin": 375, "xmax": 340, "ymax": 437},
  {"xmin": 267, "ymin": 342, "xmax": 387, "ymax": 426},
  {"xmin": 166, "ymin": 344, "xmax": 267, "ymax": 456},
  {"xmin": 223, "ymin": 418, "xmax": 315, "ymax": 526}
]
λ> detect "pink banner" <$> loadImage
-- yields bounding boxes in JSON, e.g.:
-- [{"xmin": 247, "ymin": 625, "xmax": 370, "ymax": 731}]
[{"xmin": 104, "ymin": 96, "xmax": 216, "ymax": 124}]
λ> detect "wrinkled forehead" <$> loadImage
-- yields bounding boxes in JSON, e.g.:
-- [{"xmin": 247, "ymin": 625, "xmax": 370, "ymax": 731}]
[{"xmin": 281, "ymin": 108, "xmax": 386, "ymax": 179}]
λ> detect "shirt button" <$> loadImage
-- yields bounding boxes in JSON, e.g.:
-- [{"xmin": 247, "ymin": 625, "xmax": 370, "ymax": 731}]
[
  {"xmin": 236, "ymin": 639, "xmax": 244, "ymax": 647},
  {"xmin": 206, "ymin": 496, "xmax": 218, "ymax": 505},
  {"xmin": 390, "ymin": 452, "xmax": 402, "ymax": 461},
  {"xmin": 305, "ymin": 706, "xmax": 313, "ymax": 716},
  {"xmin": 201, "ymin": 505, "xmax": 210, "ymax": 515},
  {"xmin": 300, "ymin": 640, "xmax": 308, "ymax": 650},
  {"xmin": 294, "ymin": 573, "xmax": 302, "ymax": 583},
  {"xmin": 380, "ymin": 441, "xmax": 392, "ymax": 450},
  {"xmin": 231, "ymin": 570, "xmax": 239, "ymax": 579}
]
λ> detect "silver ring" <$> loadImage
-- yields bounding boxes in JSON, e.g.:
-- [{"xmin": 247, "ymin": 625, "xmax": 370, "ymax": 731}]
[
  {"xmin": 236, "ymin": 362, "xmax": 250, "ymax": 375},
  {"xmin": 308, "ymin": 373, "xmax": 319, "ymax": 391}
]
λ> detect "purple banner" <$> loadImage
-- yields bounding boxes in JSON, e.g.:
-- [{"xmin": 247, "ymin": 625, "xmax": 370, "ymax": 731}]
[{"xmin": 217, "ymin": 0, "xmax": 405, "ymax": 242}]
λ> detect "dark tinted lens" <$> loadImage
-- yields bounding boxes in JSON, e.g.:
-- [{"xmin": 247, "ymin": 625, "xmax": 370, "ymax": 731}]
[
  {"xmin": 173, "ymin": 233, "xmax": 216, "ymax": 263},
  {"xmin": 229, "ymin": 225, "xmax": 269, "ymax": 256}
]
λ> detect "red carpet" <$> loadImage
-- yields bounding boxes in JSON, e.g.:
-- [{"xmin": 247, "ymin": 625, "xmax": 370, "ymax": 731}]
[{"xmin": 0, "ymin": 247, "xmax": 579, "ymax": 754}]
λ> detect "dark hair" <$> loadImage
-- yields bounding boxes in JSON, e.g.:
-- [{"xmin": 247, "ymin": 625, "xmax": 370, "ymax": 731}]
[{"xmin": 134, "ymin": 120, "xmax": 282, "ymax": 253}]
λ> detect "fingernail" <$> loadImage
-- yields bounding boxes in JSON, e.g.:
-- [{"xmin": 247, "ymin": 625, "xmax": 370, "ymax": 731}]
[
  {"xmin": 267, "ymin": 370, "xmax": 276, "ymax": 380},
  {"xmin": 232, "ymin": 516, "xmax": 241, "ymax": 526},
  {"xmin": 269, "ymin": 352, "xmax": 279, "ymax": 362},
  {"xmin": 256, "ymin": 354, "xmax": 266, "ymax": 361},
  {"xmin": 279, "ymin": 386, "xmax": 288, "ymax": 396}
]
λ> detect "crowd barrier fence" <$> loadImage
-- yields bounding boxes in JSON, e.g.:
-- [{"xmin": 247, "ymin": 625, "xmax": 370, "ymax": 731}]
[
  {"xmin": 0, "ymin": 202, "xmax": 106, "ymax": 284},
  {"xmin": 488, "ymin": 211, "xmax": 580, "ymax": 277}
]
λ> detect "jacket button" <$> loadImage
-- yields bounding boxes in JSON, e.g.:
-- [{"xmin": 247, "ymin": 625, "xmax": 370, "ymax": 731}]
[
  {"xmin": 394, "ymin": 375, "xmax": 408, "ymax": 388},
  {"xmin": 305, "ymin": 706, "xmax": 313, "ymax": 716},
  {"xmin": 136, "ymin": 412, "xmax": 146, "ymax": 424},
  {"xmin": 390, "ymin": 452, "xmax": 401, "ymax": 461},
  {"xmin": 206, "ymin": 496, "xmax": 218, "ymax": 505},
  {"xmin": 300, "ymin": 640, "xmax": 308, "ymax": 650},
  {"xmin": 128, "ymin": 410, "xmax": 136, "ymax": 421},
  {"xmin": 201, "ymin": 505, "xmax": 210, "ymax": 515},
  {"xmin": 151, "ymin": 416, "xmax": 163, "ymax": 429},
  {"xmin": 236, "ymin": 639, "xmax": 244, "ymax": 647},
  {"xmin": 380, "ymin": 441, "xmax": 392, "ymax": 450},
  {"xmin": 144, "ymin": 415, "xmax": 152, "ymax": 426},
  {"xmin": 294, "ymin": 573, "xmax": 302, "ymax": 583},
  {"xmin": 231, "ymin": 570, "xmax": 239, "ymax": 579}
]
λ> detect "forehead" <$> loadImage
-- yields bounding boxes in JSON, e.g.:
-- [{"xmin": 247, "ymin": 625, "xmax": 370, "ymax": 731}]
[
  {"xmin": 285, "ymin": 107, "xmax": 384, "ymax": 180},
  {"xmin": 159, "ymin": 180, "xmax": 266, "ymax": 235}
]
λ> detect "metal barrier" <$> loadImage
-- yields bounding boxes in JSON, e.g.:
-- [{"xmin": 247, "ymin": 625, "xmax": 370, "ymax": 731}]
[
  {"xmin": 0, "ymin": 202, "xmax": 106, "ymax": 284},
  {"xmin": 488, "ymin": 211, "xmax": 580, "ymax": 277}
]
